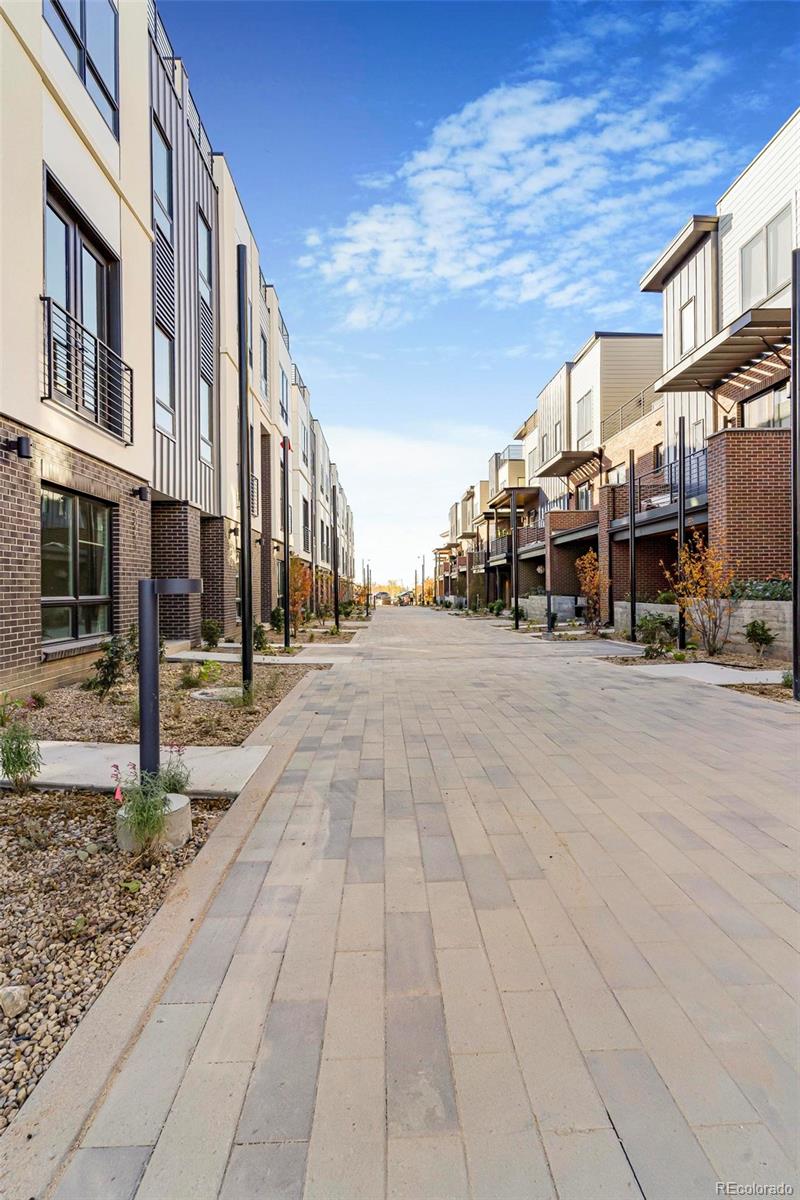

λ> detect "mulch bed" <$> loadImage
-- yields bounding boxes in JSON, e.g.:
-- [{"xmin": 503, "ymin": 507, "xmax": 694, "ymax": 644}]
[
  {"xmin": 0, "ymin": 789, "xmax": 229, "ymax": 1132},
  {"xmin": 23, "ymin": 661, "xmax": 321, "ymax": 746},
  {"xmin": 607, "ymin": 650, "xmax": 790, "ymax": 669},
  {"xmin": 724, "ymin": 683, "xmax": 797, "ymax": 705}
]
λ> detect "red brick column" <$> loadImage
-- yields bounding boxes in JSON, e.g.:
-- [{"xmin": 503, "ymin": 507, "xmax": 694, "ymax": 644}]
[
  {"xmin": 706, "ymin": 428, "xmax": 790, "ymax": 580},
  {"xmin": 200, "ymin": 516, "xmax": 238, "ymax": 637},
  {"xmin": 544, "ymin": 511, "xmax": 599, "ymax": 598},
  {"xmin": 151, "ymin": 503, "xmax": 202, "ymax": 644}
]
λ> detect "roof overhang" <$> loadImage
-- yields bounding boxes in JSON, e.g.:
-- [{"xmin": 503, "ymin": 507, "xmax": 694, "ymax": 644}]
[
  {"xmin": 513, "ymin": 411, "xmax": 537, "ymax": 440},
  {"xmin": 653, "ymin": 308, "xmax": 790, "ymax": 394},
  {"xmin": 640, "ymin": 216, "xmax": 719, "ymax": 293},
  {"xmin": 538, "ymin": 450, "xmax": 597, "ymax": 478},
  {"xmin": 487, "ymin": 485, "xmax": 540, "ymax": 510}
]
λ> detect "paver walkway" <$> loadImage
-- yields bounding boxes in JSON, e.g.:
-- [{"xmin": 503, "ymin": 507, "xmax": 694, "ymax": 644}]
[{"xmin": 55, "ymin": 609, "xmax": 799, "ymax": 1199}]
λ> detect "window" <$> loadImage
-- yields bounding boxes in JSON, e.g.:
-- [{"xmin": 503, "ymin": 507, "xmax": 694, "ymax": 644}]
[
  {"xmin": 260, "ymin": 334, "xmax": 268, "ymax": 396},
  {"xmin": 680, "ymin": 298, "xmax": 695, "ymax": 356},
  {"xmin": 607, "ymin": 463, "xmax": 626, "ymax": 485},
  {"xmin": 154, "ymin": 324, "xmax": 175, "ymax": 434},
  {"xmin": 553, "ymin": 421, "xmax": 562, "ymax": 454},
  {"xmin": 41, "ymin": 486, "xmax": 111, "ymax": 642},
  {"xmin": 540, "ymin": 433, "xmax": 547, "ymax": 465},
  {"xmin": 248, "ymin": 300, "xmax": 253, "ymax": 367},
  {"xmin": 301, "ymin": 422, "xmax": 309, "ymax": 465},
  {"xmin": 198, "ymin": 213, "xmax": 212, "ymax": 304},
  {"xmin": 742, "ymin": 382, "xmax": 790, "ymax": 430},
  {"xmin": 152, "ymin": 122, "xmax": 172, "ymax": 237},
  {"xmin": 199, "ymin": 376, "xmax": 213, "ymax": 463},
  {"xmin": 575, "ymin": 482, "xmax": 592, "ymax": 510},
  {"xmin": 653, "ymin": 443, "xmax": 663, "ymax": 471},
  {"xmin": 691, "ymin": 419, "xmax": 705, "ymax": 451},
  {"xmin": 44, "ymin": 0, "xmax": 118, "ymax": 133},
  {"xmin": 279, "ymin": 368, "xmax": 289, "ymax": 422},
  {"xmin": 741, "ymin": 205, "xmax": 792, "ymax": 309},
  {"xmin": 575, "ymin": 390, "xmax": 593, "ymax": 450}
]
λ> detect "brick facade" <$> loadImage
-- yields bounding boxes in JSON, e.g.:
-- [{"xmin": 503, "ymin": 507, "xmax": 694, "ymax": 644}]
[
  {"xmin": 200, "ymin": 516, "xmax": 238, "ymax": 637},
  {"xmin": 0, "ymin": 418, "xmax": 150, "ymax": 696},
  {"xmin": 707, "ymin": 427, "xmax": 791, "ymax": 580},
  {"xmin": 150, "ymin": 502, "xmax": 202, "ymax": 644},
  {"xmin": 260, "ymin": 427, "xmax": 276, "ymax": 621}
]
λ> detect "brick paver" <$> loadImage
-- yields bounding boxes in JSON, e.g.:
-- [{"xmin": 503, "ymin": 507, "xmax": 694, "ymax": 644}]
[{"xmin": 56, "ymin": 609, "xmax": 799, "ymax": 1199}]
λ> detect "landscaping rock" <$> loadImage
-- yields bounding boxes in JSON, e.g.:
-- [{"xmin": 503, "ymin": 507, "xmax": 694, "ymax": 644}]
[{"xmin": 0, "ymin": 986, "xmax": 30, "ymax": 1019}]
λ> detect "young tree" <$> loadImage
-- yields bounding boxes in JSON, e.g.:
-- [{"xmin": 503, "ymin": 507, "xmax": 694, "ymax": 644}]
[
  {"xmin": 662, "ymin": 532, "xmax": 736, "ymax": 656},
  {"xmin": 575, "ymin": 548, "xmax": 608, "ymax": 633},
  {"xmin": 288, "ymin": 555, "xmax": 312, "ymax": 638}
]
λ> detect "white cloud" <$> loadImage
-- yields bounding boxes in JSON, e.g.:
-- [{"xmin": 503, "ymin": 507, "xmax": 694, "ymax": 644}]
[
  {"xmin": 325, "ymin": 422, "xmax": 507, "ymax": 585},
  {"xmin": 300, "ymin": 11, "xmax": 742, "ymax": 332}
]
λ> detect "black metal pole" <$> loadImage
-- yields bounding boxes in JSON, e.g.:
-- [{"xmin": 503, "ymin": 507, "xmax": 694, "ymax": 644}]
[
  {"xmin": 415, "ymin": 568, "xmax": 418, "ymax": 604},
  {"xmin": 628, "ymin": 448, "xmax": 637, "ymax": 641},
  {"xmin": 332, "ymin": 484, "xmax": 340, "ymax": 631},
  {"xmin": 366, "ymin": 562, "xmax": 370, "ymax": 616},
  {"xmin": 421, "ymin": 557, "xmax": 425, "ymax": 605},
  {"xmin": 236, "ymin": 245, "xmax": 254, "ymax": 694},
  {"xmin": 677, "ymin": 416, "xmax": 687, "ymax": 650},
  {"xmin": 138, "ymin": 579, "xmax": 160, "ymax": 777},
  {"xmin": 511, "ymin": 490, "xmax": 520, "ymax": 629},
  {"xmin": 282, "ymin": 437, "xmax": 291, "ymax": 649},
  {"xmin": 791, "ymin": 248, "xmax": 799, "ymax": 701}
]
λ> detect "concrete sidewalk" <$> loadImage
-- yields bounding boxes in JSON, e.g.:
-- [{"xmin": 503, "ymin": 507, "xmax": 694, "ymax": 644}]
[
  {"xmin": 2, "ymin": 741, "xmax": 271, "ymax": 798},
  {"xmin": 8, "ymin": 607, "xmax": 799, "ymax": 1200}
]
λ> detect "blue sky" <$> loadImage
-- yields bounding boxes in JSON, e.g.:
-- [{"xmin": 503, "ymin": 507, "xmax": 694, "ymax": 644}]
[{"xmin": 161, "ymin": 0, "xmax": 798, "ymax": 585}]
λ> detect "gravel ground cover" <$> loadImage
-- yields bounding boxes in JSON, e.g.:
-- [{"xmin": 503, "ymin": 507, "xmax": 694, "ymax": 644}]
[
  {"xmin": 0, "ymin": 789, "xmax": 229, "ymax": 1132},
  {"xmin": 607, "ymin": 650, "xmax": 790, "ymax": 669},
  {"xmin": 23, "ymin": 661, "xmax": 321, "ymax": 746},
  {"xmin": 724, "ymin": 682, "xmax": 797, "ymax": 705}
]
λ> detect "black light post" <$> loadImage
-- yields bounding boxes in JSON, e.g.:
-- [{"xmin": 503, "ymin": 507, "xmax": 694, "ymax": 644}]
[
  {"xmin": 367, "ymin": 563, "xmax": 371, "ymax": 613},
  {"xmin": 628, "ymin": 448, "xmax": 637, "ymax": 641},
  {"xmin": 485, "ymin": 515, "xmax": 491, "ymax": 608},
  {"xmin": 282, "ymin": 436, "xmax": 291, "ymax": 650},
  {"xmin": 332, "ymin": 484, "xmax": 341, "ymax": 632},
  {"xmin": 677, "ymin": 416, "xmax": 687, "ymax": 650},
  {"xmin": 236, "ymin": 246, "xmax": 254, "ymax": 695},
  {"xmin": 511, "ymin": 490, "xmax": 520, "ymax": 629},
  {"xmin": 791, "ymin": 248, "xmax": 799, "ymax": 701},
  {"xmin": 421, "ymin": 557, "xmax": 425, "ymax": 606},
  {"xmin": 139, "ymin": 577, "xmax": 202, "ymax": 776}
]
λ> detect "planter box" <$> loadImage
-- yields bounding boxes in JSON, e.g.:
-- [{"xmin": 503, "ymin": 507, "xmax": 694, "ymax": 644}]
[
  {"xmin": 614, "ymin": 600, "xmax": 791, "ymax": 656},
  {"xmin": 519, "ymin": 595, "xmax": 584, "ymax": 622}
]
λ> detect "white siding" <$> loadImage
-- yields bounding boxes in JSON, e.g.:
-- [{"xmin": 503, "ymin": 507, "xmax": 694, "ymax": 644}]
[
  {"xmin": 663, "ymin": 238, "xmax": 716, "ymax": 369},
  {"xmin": 536, "ymin": 364, "xmax": 570, "ymax": 504},
  {"xmin": 718, "ymin": 110, "xmax": 799, "ymax": 325}
]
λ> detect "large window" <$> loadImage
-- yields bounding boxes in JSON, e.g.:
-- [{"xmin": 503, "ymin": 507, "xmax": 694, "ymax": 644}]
[
  {"xmin": 280, "ymin": 368, "xmax": 289, "ymax": 422},
  {"xmin": 575, "ymin": 482, "xmax": 592, "ymax": 510},
  {"xmin": 41, "ymin": 486, "xmax": 111, "ymax": 642},
  {"xmin": 154, "ymin": 324, "xmax": 175, "ymax": 434},
  {"xmin": 152, "ymin": 121, "xmax": 173, "ymax": 238},
  {"xmin": 44, "ymin": 0, "xmax": 118, "ymax": 134},
  {"xmin": 199, "ymin": 376, "xmax": 213, "ymax": 463},
  {"xmin": 198, "ymin": 212, "xmax": 212, "ymax": 304},
  {"xmin": 575, "ymin": 390, "xmax": 593, "ymax": 450},
  {"xmin": 742, "ymin": 382, "xmax": 790, "ymax": 430},
  {"xmin": 260, "ymin": 334, "xmax": 268, "ymax": 397},
  {"xmin": 680, "ymin": 298, "xmax": 696, "ymax": 356},
  {"xmin": 741, "ymin": 205, "xmax": 792, "ymax": 309}
]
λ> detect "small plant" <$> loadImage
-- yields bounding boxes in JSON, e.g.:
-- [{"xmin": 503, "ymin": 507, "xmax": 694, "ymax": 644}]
[
  {"xmin": 328, "ymin": 625, "xmax": 341, "ymax": 637},
  {"xmin": 19, "ymin": 817, "xmax": 50, "ymax": 849},
  {"xmin": 491, "ymin": 599, "xmax": 504, "ymax": 616},
  {"xmin": 113, "ymin": 762, "xmax": 170, "ymax": 857},
  {"xmin": 0, "ymin": 693, "xmax": 23, "ymax": 727},
  {"xmin": 128, "ymin": 698, "xmax": 140, "ymax": 726},
  {"xmin": 309, "ymin": 631, "xmax": 315, "ymax": 643},
  {"xmin": 781, "ymin": 670, "xmax": 793, "ymax": 689},
  {"xmin": 201, "ymin": 618, "xmax": 222, "ymax": 649},
  {"xmin": 253, "ymin": 623, "xmax": 270, "ymax": 653},
  {"xmin": 637, "ymin": 612, "xmax": 677, "ymax": 647},
  {"xmin": 225, "ymin": 689, "xmax": 255, "ymax": 709},
  {"xmin": 744, "ymin": 619, "xmax": 776, "ymax": 662},
  {"xmin": 198, "ymin": 660, "xmax": 222, "ymax": 685},
  {"xmin": 159, "ymin": 744, "xmax": 191, "ymax": 795},
  {"xmin": 656, "ymin": 590, "xmax": 676, "ymax": 605},
  {"xmin": 27, "ymin": 692, "xmax": 47, "ymax": 710},
  {"xmin": 270, "ymin": 605, "xmax": 284, "ymax": 632},
  {"xmin": 85, "ymin": 635, "xmax": 128, "ymax": 697},
  {"xmin": 1, "ymin": 722, "xmax": 43, "ymax": 794},
  {"xmin": 643, "ymin": 641, "xmax": 669, "ymax": 659}
]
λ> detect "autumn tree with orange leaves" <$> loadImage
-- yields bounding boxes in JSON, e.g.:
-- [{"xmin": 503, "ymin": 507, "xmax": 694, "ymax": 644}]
[
  {"xmin": 575, "ymin": 548, "xmax": 608, "ymax": 633},
  {"xmin": 662, "ymin": 532, "xmax": 736, "ymax": 656},
  {"xmin": 288, "ymin": 554, "xmax": 312, "ymax": 638}
]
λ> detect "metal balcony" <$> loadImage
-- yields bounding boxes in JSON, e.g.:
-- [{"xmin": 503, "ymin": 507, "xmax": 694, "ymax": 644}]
[{"xmin": 42, "ymin": 297, "xmax": 133, "ymax": 444}]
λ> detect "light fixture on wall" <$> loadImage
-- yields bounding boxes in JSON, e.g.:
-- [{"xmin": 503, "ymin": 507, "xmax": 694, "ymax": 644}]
[
  {"xmin": 536, "ymin": 564, "xmax": 545, "ymax": 575},
  {"xmin": 131, "ymin": 485, "xmax": 150, "ymax": 502},
  {"xmin": 5, "ymin": 436, "xmax": 32, "ymax": 460}
]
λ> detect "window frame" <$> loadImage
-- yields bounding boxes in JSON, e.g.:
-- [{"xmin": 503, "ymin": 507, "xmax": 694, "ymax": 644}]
[
  {"xmin": 199, "ymin": 374, "xmax": 213, "ymax": 464},
  {"xmin": 44, "ymin": 0, "xmax": 119, "ymax": 136},
  {"xmin": 279, "ymin": 367, "xmax": 289, "ymax": 422},
  {"xmin": 154, "ymin": 322, "xmax": 176, "ymax": 436},
  {"xmin": 679, "ymin": 297, "xmax": 696, "ymax": 357},
  {"xmin": 197, "ymin": 210, "xmax": 212, "ymax": 305},
  {"xmin": 740, "ymin": 203, "xmax": 792, "ymax": 310},
  {"xmin": 260, "ymin": 333, "xmax": 268, "ymax": 397},
  {"xmin": 41, "ymin": 483, "xmax": 113, "ymax": 644},
  {"xmin": 152, "ymin": 118, "xmax": 173, "ymax": 241}
]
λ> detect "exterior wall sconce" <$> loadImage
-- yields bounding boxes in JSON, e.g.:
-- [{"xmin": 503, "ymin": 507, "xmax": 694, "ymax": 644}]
[
  {"xmin": 6, "ymin": 436, "xmax": 32, "ymax": 459},
  {"xmin": 132, "ymin": 486, "xmax": 150, "ymax": 502},
  {"xmin": 536, "ymin": 564, "xmax": 545, "ymax": 574}
]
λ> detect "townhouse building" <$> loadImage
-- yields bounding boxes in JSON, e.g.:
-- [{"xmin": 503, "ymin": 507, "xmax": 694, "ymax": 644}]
[
  {"xmin": 0, "ymin": 0, "xmax": 355, "ymax": 695},
  {"xmin": 312, "ymin": 419, "xmax": 333, "ymax": 609},
  {"xmin": 435, "ymin": 110, "xmax": 796, "ymax": 627}
]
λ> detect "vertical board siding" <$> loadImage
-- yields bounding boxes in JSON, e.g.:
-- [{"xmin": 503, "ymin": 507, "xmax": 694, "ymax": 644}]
[{"xmin": 151, "ymin": 43, "xmax": 220, "ymax": 515}]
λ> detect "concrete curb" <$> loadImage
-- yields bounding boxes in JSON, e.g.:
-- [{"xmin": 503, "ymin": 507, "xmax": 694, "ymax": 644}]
[{"xmin": 0, "ymin": 674, "xmax": 314, "ymax": 1200}]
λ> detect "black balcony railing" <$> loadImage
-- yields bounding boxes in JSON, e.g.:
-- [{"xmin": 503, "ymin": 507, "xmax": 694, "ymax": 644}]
[
  {"xmin": 517, "ymin": 524, "xmax": 545, "ymax": 549},
  {"xmin": 636, "ymin": 448, "xmax": 707, "ymax": 512},
  {"xmin": 600, "ymin": 385, "xmax": 662, "ymax": 441},
  {"xmin": 42, "ymin": 297, "xmax": 133, "ymax": 444},
  {"xmin": 489, "ymin": 535, "xmax": 510, "ymax": 557}
]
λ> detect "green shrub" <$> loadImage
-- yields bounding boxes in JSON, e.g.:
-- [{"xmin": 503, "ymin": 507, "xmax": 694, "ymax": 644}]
[
  {"xmin": 85, "ymin": 636, "xmax": 128, "ymax": 698},
  {"xmin": 27, "ymin": 691, "xmax": 47, "ymax": 710},
  {"xmin": 643, "ymin": 642, "xmax": 669, "ymax": 659},
  {"xmin": 116, "ymin": 768, "xmax": 170, "ymax": 855},
  {"xmin": 781, "ymin": 670, "xmax": 793, "ymax": 689},
  {"xmin": 201, "ymin": 618, "xmax": 222, "ymax": 649},
  {"xmin": 731, "ymin": 577, "xmax": 791, "ymax": 602},
  {"xmin": 1, "ymin": 722, "xmax": 43, "ymax": 794},
  {"xmin": 270, "ymin": 605, "xmax": 284, "ymax": 632},
  {"xmin": 340, "ymin": 600, "xmax": 355, "ymax": 619},
  {"xmin": 491, "ymin": 599, "xmax": 504, "ymax": 616},
  {"xmin": 655, "ymin": 591, "xmax": 676, "ymax": 605},
  {"xmin": 636, "ymin": 612, "xmax": 677, "ymax": 646},
  {"xmin": 0, "ymin": 693, "xmax": 23, "ymax": 727},
  {"xmin": 159, "ymin": 746, "xmax": 191, "ymax": 795},
  {"xmin": 672, "ymin": 651, "xmax": 687, "ymax": 662},
  {"xmin": 744, "ymin": 619, "xmax": 776, "ymax": 661},
  {"xmin": 198, "ymin": 660, "xmax": 222, "ymax": 685},
  {"xmin": 253, "ymin": 623, "xmax": 270, "ymax": 653}
]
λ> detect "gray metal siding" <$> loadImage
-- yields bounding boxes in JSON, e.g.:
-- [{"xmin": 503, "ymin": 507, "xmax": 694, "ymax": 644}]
[{"xmin": 151, "ymin": 43, "xmax": 220, "ymax": 515}]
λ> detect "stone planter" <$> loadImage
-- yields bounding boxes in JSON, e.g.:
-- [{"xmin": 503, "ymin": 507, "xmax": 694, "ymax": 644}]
[
  {"xmin": 613, "ymin": 599, "xmax": 791, "ymax": 656},
  {"xmin": 116, "ymin": 793, "xmax": 192, "ymax": 853}
]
